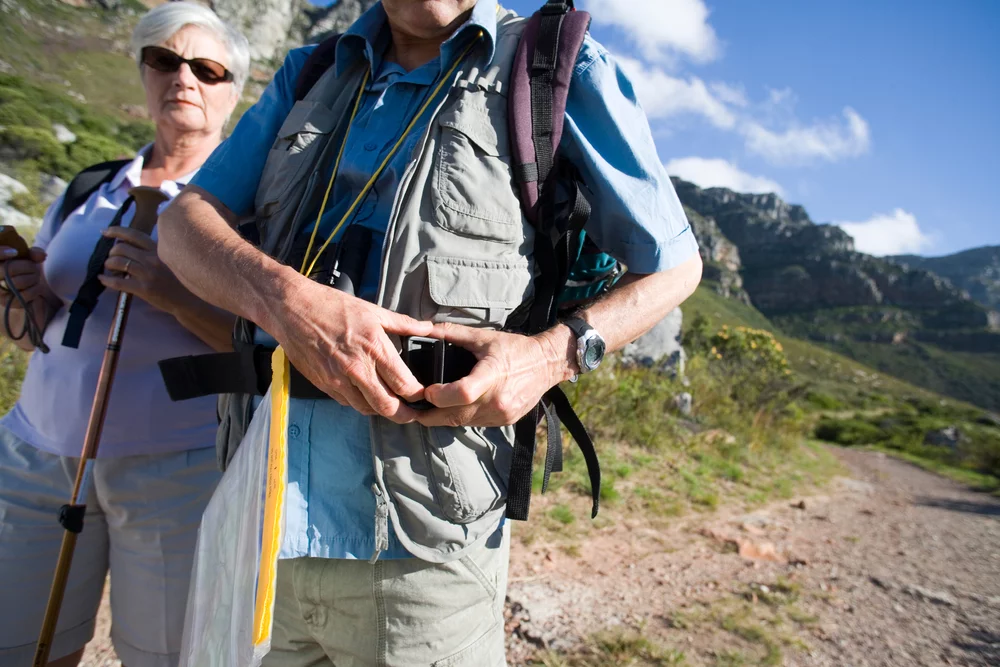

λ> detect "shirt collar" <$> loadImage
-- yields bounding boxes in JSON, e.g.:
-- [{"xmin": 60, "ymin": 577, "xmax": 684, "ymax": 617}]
[
  {"xmin": 108, "ymin": 143, "xmax": 198, "ymax": 191},
  {"xmin": 335, "ymin": 0, "xmax": 498, "ymax": 77}
]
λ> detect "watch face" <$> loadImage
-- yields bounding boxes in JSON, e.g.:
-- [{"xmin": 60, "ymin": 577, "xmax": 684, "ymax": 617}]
[{"xmin": 584, "ymin": 336, "xmax": 606, "ymax": 370}]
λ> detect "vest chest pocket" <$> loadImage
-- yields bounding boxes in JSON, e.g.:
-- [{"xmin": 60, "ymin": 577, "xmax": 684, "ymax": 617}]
[
  {"xmin": 422, "ymin": 256, "xmax": 531, "ymax": 329},
  {"xmin": 255, "ymin": 101, "xmax": 338, "ymax": 218},
  {"xmin": 432, "ymin": 102, "xmax": 523, "ymax": 244}
]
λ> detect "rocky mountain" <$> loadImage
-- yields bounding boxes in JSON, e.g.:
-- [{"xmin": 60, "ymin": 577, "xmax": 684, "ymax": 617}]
[
  {"xmin": 675, "ymin": 178, "xmax": 995, "ymax": 336},
  {"xmin": 891, "ymin": 246, "xmax": 1000, "ymax": 312},
  {"xmin": 675, "ymin": 177, "xmax": 1000, "ymax": 409}
]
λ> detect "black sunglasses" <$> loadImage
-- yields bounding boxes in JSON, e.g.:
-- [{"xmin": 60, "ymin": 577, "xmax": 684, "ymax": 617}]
[{"xmin": 141, "ymin": 46, "xmax": 234, "ymax": 85}]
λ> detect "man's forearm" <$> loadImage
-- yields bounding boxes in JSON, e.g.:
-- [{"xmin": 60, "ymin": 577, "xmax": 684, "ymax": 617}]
[
  {"xmin": 537, "ymin": 252, "xmax": 704, "ymax": 382},
  {"xmin": 158, "ymin": 185, "xmax": 301, "ymax": 337}
]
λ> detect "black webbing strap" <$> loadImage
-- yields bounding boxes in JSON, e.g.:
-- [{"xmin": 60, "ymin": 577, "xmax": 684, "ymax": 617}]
[
  {"xmin": 58, "ymin": 159, "xmax": 130, "ymax": 226},
  {"xmin": 507, "ymin": 404, "xmax": 542, "ymax": 521},
  {"xmin": 541, "ymin": 398, "xmax": 563, "ymax": 493},
  {"xmin": 61, "ymin": 195, "xmax": 135, "ymax": 348},
  {"xmin": 527, "ymin": 174, "xmax": 592, "ymax": 333},
  {"xmin": 159, "ymin": 337, "xmax": 480, "ymax": 403},
  {"xmin": 545, "ymin": 385, "xmax": 600, "ymax": 518},
  {"xmin": 158, "ymin": 345, "xmax": 328, "ymax": 401}
]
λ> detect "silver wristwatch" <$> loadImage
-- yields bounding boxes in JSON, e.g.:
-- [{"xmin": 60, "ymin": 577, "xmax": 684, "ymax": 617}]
[{"xmin": 563, "ymin": 317, "xmax": 606, "ymax": 374}]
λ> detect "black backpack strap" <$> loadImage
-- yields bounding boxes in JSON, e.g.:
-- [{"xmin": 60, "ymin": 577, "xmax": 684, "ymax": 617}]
[
  {"xmin": 545, "ymin": 385, "xmax": 600, "ymax": 518},
  {"xmin": 294, "ymin": 34, "xmax": 343, "ymax": 102},
  {"xmin": 58, "ymin": 159, "xmax": 130, "ymax": 226},
  {"xmin": 61, "ymin": 195, "xmax": 135, "ymax": 348}
]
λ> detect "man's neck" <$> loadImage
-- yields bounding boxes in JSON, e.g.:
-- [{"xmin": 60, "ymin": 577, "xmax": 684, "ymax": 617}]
[{"xmin": 385, "ymin": 9, "xmax": 474, "ymax": 71}]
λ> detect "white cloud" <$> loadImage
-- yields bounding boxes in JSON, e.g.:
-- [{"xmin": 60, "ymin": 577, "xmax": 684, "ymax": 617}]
[
  {"xmin": 710, "ymin": 82, "xmax": 748, "ymax": 108},
  {"xmin": 665, "ymin": 157, "xmax": 785, "ymax": 195},
  {"xmin": 742, "ymin": 107, "xmax": 871, "ymax": 165},
  {"xmin": 836, "ymin": 209, "xmax": 933, "ymax": 256},
  {"xmin": 583, "ymin": 0, "xmax": 720, "ymax": 63},
  {"xmin": 616, "ymin": 56, "xmax": 736, "ymax": 129}
]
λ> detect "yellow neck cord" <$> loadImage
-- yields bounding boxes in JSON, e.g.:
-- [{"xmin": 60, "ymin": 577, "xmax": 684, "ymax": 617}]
[{"xmin": 300, "ymin": 31, "xmax": 483, "ymax": 278}]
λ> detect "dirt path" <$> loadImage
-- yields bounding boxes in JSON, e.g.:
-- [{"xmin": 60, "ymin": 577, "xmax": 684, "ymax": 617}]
[
  {"xmin": 505, "ymin": 448, "xmax": 1000, "ymax": 666},
  {"xmin": 81, "ymin": 447, "xmax": 999, "ymax": 666}
]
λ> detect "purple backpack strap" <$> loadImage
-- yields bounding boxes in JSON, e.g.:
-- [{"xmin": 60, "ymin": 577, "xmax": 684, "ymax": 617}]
[{"xmin": 508, "ymin": 1, "xmax": 591, "ymax": 225}]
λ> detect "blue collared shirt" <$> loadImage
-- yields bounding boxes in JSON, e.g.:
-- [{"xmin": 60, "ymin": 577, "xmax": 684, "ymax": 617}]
[{"xmin": 191, "ymin": 0, "xmax": 698, "ymax": 560}]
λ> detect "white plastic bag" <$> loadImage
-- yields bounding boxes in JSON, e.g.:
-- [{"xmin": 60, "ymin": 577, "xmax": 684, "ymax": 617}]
[{"xmin": 180, "ymin": 350, "xmax": 290, "ymax": 666}]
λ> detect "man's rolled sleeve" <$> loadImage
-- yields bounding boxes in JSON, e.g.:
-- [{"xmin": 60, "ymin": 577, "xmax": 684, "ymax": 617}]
[
  {"xmin": 562, "ymin": 37, "xmax": 699, "ymax": 274},
  {"xmin": 189, "ymin": 46, "xmax": 315, "ymax": 216}
]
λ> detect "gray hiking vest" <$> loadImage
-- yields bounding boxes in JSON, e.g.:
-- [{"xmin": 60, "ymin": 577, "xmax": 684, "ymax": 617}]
[{"xmin": 223, "ymin": 10, "xmax": 533, "ymax": 563}]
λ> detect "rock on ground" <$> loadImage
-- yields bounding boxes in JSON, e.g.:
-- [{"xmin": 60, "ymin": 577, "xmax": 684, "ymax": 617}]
[{"xmin": 619, "ymin": 307, "xmax": 686, "ymax": 373}]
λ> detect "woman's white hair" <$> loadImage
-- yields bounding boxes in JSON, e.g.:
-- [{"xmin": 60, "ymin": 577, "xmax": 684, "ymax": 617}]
[{"xmin": 131, "ymin": 1, "xmax": 251, "ymax": 97}]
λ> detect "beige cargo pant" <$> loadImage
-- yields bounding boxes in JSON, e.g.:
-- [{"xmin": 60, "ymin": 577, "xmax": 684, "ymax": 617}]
[{"xmin": 263, "ymin": 527, "xmax": 509, "ymax": 667}]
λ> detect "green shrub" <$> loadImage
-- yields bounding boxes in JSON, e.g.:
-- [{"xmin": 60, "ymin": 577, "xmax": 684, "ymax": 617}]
[
  {"xmin": 805, "ymin": 391, "xmax": 846, "ymax": 411},
  {"xmin": 0, "ymin": 99, "xmax": 49, "ymax": 128},
  {"xmin": 814, "ymin": 418, "xmax": 886, "ymax": 445},
  {"xmin": 68, "ymin": 131, "xmax": 131, "ymax": 167},
  {"xmin": 0, "ymin": 125, "xmax": 60, "ymax": 158}
]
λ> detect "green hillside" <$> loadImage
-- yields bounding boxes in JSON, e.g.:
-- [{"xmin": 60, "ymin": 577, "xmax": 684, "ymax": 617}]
[{"xmin": 685, "ymin": 285, "xmax": 999, "ymax": 491}]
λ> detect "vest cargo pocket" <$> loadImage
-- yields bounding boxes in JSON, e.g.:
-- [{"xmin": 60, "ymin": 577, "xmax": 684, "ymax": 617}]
[
  {"xmin": 422, "ymin": 424, "xmax": 512, "ymax": 525},
  {"xmin": 254, "ymin": 100, "xmax": 338, "ymax": 218},
  {"xmin": 432, "ymin": 103, "xmax": 522, "ymax": 244},
  {"xmin": 422, "ymin": 255, "xmax": 531, "ymax": 328}
]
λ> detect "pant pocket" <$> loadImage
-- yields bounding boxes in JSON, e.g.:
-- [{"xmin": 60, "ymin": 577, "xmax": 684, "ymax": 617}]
[{"xmin": 432, "ymin": 626, "xmax": 505, "ymax": 667}]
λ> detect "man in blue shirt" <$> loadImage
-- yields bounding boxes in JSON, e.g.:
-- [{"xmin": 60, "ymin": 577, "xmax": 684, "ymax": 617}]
[{"xmin": 161, "ymin": 0, "xmax": 702, "ymax": 664}]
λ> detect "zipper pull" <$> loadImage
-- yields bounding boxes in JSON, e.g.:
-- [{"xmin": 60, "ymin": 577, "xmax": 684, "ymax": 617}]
[{"xmin": 370, "ymin": 483, "xmax": 389, "ymax": 564}]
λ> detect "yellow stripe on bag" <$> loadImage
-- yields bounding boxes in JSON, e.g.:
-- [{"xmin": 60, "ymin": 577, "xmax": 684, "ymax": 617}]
[{"xmin": 253, "ymin": 347, "xmax": 290, "ymax": 647}]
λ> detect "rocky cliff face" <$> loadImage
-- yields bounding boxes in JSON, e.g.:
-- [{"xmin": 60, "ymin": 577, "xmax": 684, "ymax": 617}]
[
  {"xmin": 891, "ymin": 247, "xmax": 1000, "ymax": 312},
  {"xmin": 209, "ymin": 0, "xmax": 378, "ymax": 62},
  {"xmin": 672, "ymin": 178, "xmax": 997, "ymax": 349},
  {"xmin": 684, "ymin": 206, "xmax": 749, "ymax": 304}
]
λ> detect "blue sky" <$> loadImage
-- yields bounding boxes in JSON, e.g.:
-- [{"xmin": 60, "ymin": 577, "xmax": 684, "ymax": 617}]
[
  {"xmin": 503, "ymin": 0, "xmax": 1000, "ymax": 257},
  {"xmin": 327, "ymin": 1, "xmax": 999, "ymax": 257}
]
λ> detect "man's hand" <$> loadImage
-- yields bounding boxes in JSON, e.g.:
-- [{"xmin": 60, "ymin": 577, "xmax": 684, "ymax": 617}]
[
  {"xmin": 416, "ymin": 322, "xmax": 573, "ymax": 428},
  {"xmin": 272, "ymin": 277, "xmax": 437, "ymax": 423}
]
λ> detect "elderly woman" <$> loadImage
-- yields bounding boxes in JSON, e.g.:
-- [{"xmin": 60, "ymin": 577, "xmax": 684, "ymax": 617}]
[{"xmin": 0, "ymin": 3, "xmax": 248, "ymax": 666}]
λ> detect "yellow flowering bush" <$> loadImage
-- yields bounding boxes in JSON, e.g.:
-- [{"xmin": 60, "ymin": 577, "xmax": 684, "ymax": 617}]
[{"xmin": 709, "ymin": 325, "xmax": 790, "ymax": 378}]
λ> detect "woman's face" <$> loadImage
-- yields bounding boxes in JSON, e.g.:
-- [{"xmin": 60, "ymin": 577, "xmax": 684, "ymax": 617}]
[{"xmin": 142, "ymin": 25, "xmax": 238, "ymax": 138}]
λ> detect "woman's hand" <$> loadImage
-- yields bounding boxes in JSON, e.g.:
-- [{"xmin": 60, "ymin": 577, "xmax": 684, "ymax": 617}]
[
  {"xmin": 99, "ymin": 227, "xmax": 192, "ymax": 315},
  {"xmin": 0, "ymin": 246, "xmax": 50, "ymax": 308}
]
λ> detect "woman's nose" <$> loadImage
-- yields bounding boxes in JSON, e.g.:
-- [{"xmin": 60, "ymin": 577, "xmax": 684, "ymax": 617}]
[{"xmin": 174, "ymin": 63, "xmax": 198, "ymax": 87}]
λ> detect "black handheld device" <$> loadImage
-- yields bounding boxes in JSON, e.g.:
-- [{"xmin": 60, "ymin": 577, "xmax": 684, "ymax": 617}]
[{"xmin": 400, "ymin": 336, "xmax": 478, "ymax": 410}]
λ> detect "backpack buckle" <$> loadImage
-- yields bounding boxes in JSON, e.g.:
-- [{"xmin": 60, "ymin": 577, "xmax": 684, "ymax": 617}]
[{"xmin": 540, "ymin": 1, "xmax": 571, "ymax": 15}]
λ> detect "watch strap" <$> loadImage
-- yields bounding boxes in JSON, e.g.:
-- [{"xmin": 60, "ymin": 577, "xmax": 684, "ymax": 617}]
[{"xmin": 562, "ymin": 316, "xmax": 592, "ymax": 339}]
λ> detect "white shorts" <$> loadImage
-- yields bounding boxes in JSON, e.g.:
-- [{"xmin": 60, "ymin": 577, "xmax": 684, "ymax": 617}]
[{"xmin": 0, "ymin": 426, "xmax": 220, "ymax": 667}]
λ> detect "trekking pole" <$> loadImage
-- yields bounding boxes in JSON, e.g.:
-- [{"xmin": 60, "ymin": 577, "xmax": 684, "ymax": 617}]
[{"xmin": 33, "ymin": 186, "xmax": 168, "ymax": 666}]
